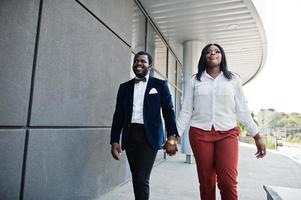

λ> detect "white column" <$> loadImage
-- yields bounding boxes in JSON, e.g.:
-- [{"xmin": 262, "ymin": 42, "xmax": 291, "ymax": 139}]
[{"xmin": 181, "ymin": 40, "xmax": 205, "ymax": 163}]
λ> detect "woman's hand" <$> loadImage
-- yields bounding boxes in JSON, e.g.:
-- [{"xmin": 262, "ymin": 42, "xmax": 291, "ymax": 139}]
[{"xmin": 163, "ymin": 136, "xmax": 178, "ymax": 156}]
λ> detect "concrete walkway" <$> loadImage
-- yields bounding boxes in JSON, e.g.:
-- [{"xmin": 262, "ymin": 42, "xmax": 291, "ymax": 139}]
[{"xmin": 98, "ymin": 143, "xmax": 301, "ymax": 200}]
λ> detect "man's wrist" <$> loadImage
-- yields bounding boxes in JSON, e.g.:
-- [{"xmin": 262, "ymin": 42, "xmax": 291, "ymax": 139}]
[
  {"xmin": 168, "ymin": 134, "xmax": 178, "ymax": 139},
  {"xmin": 166, "ymin": 138, "xmax": 177, "ymax": 145}
]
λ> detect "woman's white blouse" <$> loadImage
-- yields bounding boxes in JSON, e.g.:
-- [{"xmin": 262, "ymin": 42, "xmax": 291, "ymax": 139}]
[{"xmin": 177, "ymin": 71, "xmax": 259, "ymax": 137}]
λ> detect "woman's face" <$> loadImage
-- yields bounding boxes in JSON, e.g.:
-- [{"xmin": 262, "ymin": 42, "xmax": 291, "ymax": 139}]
[{"xmin": 205, "ymin": 45, "xmax": 222, "ymax": 68}]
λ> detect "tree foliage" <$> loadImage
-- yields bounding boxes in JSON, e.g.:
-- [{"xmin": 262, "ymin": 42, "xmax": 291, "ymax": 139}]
[{"xmin": 269, "ymin": 112, "xmax": 301, "ymax": 128}]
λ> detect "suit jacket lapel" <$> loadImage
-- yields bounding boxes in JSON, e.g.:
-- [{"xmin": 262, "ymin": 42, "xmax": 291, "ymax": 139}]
[
  {"xmin": 144, "ymin": 76, "xmax": 153, "ymax": 108},
  {"xmin": 128, "ymin": 79, "xmax": 135, "ymax": 113}
]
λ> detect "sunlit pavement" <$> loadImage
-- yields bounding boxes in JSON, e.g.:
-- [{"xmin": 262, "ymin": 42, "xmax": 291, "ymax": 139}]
[
  {"xmin": 276, "ymin": 143, "xmax": 301, "ymax": 165},
  {"xmin": 98, "ymin": 143, "xmax": 301, "ymax": 200}
]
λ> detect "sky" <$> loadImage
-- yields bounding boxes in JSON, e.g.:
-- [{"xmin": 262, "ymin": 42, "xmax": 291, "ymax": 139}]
[{"xmin": 243, "ymin": 0, "xmax": 301, "ymax": 114}]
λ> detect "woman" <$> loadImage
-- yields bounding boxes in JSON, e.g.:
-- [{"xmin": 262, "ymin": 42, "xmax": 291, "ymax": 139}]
[{"xmin": 177, "ymin": 43, "xmax": 266, "ymax": 200}]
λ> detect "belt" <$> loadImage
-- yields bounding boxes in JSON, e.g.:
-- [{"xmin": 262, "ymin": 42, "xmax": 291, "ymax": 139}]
[{"xmin": 130, "ymin": 123, "xmax": 144, "ymax": 129}]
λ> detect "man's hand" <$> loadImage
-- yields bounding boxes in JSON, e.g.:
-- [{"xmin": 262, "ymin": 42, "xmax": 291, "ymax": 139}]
[
  {"xmin": 163, "ymin": 136, "xmax": 178, "ymax": 156},
  {"xmin": 111, "ymin": 142, "xmax": 121, "ymax": 160},
  {"xmin": 253, "ymin": 133, "xmax": 266, "ymax": 159}
]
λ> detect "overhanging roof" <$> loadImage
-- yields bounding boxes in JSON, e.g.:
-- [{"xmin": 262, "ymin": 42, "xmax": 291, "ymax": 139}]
[{"xmin": 137, "ymin": 0, "xmax": 267, "ymax": 84}]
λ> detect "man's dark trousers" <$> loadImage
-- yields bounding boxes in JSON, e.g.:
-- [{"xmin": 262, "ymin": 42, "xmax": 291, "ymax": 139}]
[{"xmin": 125, "ymin": 123, "xmax": 157, "ymax": 200}]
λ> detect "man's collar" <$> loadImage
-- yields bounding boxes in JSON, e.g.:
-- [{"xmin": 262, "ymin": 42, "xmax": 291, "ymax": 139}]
[
  {"xmin": 135, "ymin": 74, "xmax": 149, "ymax": 81},
  {"xmin": 134, "ymin": 74, "xmax": 149, "ymax": 84}
]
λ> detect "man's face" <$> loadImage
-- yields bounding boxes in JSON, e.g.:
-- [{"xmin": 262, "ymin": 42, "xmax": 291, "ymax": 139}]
[{"xmin": 132, "ymin": 54, "xmax": 152, "ymax": 78}]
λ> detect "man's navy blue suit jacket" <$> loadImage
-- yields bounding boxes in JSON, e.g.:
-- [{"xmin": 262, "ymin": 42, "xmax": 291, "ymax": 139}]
[{"xmin": 110, "ymin": 76, "xmax": 179, "ymax": 150}]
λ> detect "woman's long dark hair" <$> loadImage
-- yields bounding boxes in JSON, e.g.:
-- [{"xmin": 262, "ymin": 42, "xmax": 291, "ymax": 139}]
[{"xmin": 196, "ymin": 43, "xmax": 233, "ymax": 81}]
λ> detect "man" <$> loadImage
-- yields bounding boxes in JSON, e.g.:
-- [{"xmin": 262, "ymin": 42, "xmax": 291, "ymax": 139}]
[{"xmin": 110, "ymin": 51, "xmax": 179, "ymax": 200}]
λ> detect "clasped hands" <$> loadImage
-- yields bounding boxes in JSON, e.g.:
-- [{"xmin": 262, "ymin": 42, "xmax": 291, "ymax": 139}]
[{"xmin": 163, "ymin": 135, "xmax": 178, "ymax": 156}]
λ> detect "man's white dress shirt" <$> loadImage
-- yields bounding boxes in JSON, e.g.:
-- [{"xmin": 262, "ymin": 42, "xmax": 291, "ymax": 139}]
[
  {"xmin": 131, "ymin": 74, "xmax": 149, "ymax": 124},
  {"xmin": 177, "ymin": 71, "xmax": 259, "ymax": 137}
]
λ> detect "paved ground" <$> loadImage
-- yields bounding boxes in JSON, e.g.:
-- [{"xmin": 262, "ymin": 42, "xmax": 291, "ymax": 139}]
[
  {"xmin": 98, "ymin": 143, "xmax": 301, "ymax": 200},
  {"xmin": 277, "ymin": 143, "xmax": 301, "ymax": 165}
]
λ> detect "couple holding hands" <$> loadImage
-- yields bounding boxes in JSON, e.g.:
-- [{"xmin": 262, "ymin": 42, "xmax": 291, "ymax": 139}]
[{"xmin": 110, "ymin": 44, "xmax": 266, "ymax": 200}]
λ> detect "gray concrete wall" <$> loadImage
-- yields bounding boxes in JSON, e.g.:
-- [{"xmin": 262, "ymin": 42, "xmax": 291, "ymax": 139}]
[
  {"xmin": 23, "ymin": 129, "xmax": 126, "ymax": 200},
  {"xmin": 0, "ymin": 0, "xmax": 39, "ymax": 125},
  {"xmin": 0, "ymin": 0, "xmax": 180, "ymax": 199},
  {"xmin": 79, "ymin": 0, "xmax": 133, "ymax": 45},
  {"xmin": 0, "ymin": 0, "xmax": 132, "ymax": 199},
  {"xmin": 30, "ymin": 0, "xmax": 131, "ymax": 126},
  {"xmin": 0, "ymin": 130, "xmax": 26, "ymax": 200}
]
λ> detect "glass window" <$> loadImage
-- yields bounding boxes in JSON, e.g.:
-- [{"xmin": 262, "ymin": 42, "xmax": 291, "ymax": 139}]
[
  {"xmin": 130, "ymin": 53, "xmax": 135, "ymax": 78},
  {"xmin": 168, "ymin": 51, "xmax": 176, "ymax": 86},
  {"xmin": 146, "ymin": 22, "xmax": 167, "ymax": 78},
  {"xmin": 168, "ymin": 84, "xmax": 176, "ymax": 109},
  {"xmin": 153, "ymin": 71, "xmax": 165, "ymax": 80},
  {"xmin": 176, "ymin": 62, "xmax": 183, "ymax": 90},
  {"xmin": 131, "ymin": 3, "xmax": 145, "ymax": 52},
  {"xmin": 175, "ymin": 62, "xmax": 183, "ymax": 116},
  {"xmin": 146, "ymin": 22, "xmax": 155, "ymax": 58},
  {"xmin": 175, "ymin": 89, "xmax": 182, "ymax": 117}
]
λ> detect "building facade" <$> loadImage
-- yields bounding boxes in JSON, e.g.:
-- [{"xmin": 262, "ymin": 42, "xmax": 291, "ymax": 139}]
[{"xmin": 0, "ymin": 0, "xmax": 266, "ymax": 199}]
